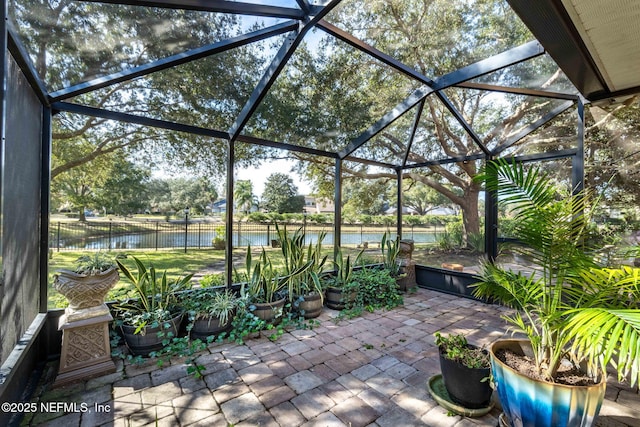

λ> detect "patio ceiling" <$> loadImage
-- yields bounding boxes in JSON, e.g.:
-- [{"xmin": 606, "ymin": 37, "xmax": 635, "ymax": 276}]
[
  {"xmin": 8, "ymin": 0, "xmax": 590, "ymax": 170},
  {"xmin": 508, "ymin": 0, "xmax": 640, "ymax": 103}
]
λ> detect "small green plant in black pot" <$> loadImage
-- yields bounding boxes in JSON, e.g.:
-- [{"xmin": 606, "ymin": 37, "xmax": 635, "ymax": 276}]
[{"xmin": 434, "ymin": 332, "xmax": 492, "ymax": 409}]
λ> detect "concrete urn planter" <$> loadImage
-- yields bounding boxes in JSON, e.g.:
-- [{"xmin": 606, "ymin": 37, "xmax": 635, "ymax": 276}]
[
  {"xmin": 54, "ymin": 267, "xmax": 120, "ymax": 322},
  {"xmin": 52, "ymin": 267, "xmax": 120, "ymax": 386}
]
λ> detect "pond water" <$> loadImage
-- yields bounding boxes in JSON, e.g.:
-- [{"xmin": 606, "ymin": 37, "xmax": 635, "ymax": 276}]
[{"xmin": 54, "ymin": 229, "xmax": 443, "ymax": 250}]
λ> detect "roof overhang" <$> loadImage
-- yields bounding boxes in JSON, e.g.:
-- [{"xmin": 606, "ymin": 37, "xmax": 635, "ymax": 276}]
[{"xmin": 508, "ymin": 0, "xmax": 640, "ymax": 103}]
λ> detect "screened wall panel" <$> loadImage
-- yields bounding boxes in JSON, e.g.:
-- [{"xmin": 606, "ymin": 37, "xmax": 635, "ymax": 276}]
[
  {"xmin": 10, "ymin": 0, "xmax": 285, "ymax": 91},
  {"xmin": 1, "ymin": 53, "xmax": 43, "ymax": 364}
]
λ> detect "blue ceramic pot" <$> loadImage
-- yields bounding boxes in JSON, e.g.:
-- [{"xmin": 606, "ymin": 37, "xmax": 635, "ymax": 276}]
[{"xmin": 490, "ymin": 339, "xmax": 605, "ymax": 427}]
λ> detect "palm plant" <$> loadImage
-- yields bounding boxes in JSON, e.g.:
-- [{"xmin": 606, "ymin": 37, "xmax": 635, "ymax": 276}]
[{"xmin": 473, "ymin": 159, "xmax": 640, "ymax": 385}]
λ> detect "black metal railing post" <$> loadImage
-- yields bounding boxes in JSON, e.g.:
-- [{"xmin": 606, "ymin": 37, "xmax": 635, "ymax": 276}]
[
  {"xmin": 155, "ymin": 222, "xmax": 159, "ymax": 251},
  {"xmin": 57, "ymin": 222, "xmax": 61, "ymax": 252},
  {"xmin": 108, "ymin": 221, "xmax": 112, "ymax": 250}
]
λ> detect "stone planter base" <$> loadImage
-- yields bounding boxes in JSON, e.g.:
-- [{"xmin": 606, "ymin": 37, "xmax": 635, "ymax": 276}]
[{"xmin": 54, "ymin": 313, "xmax": 116, "ymax": 387}]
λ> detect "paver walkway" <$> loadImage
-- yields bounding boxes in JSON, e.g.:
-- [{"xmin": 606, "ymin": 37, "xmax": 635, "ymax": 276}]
[{"xmin": 24, "ymin": 289, "xmax": 640, "ymax": 427}]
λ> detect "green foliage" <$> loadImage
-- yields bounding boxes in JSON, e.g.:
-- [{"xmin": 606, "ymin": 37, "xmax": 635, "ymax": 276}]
[
  {"xmin": 180, "ymin": 288, "xmax": 238, "ymax": 326},
  {"xmin": 436, "ymin": 220, "xmax": 464, "ymax": 250},
  {"xmin": 219, "ymin": 297, "xmax": 318, "ymax": 344},
  {"xmin": 114, "ymin": 256, "xmax": 193, "ymax": 329},
  {"xmin": 276, "ymin": 224, "xmax": 328, "ymax": 301},
  {"xmin": 332, "ymin": 246, "xmax": 363, "ymax": 288},
  {"xmin": 247, "ymin": 212, "xmax": 270, "ymax": 222},
  {"xmin": 434, "ymin": 332, "xmax": 489, "ymax": 369},
  {"xmin": 212, "ymin": 225, "xmax": 226, "ymax": 250},
  {"xmin": 238, "ymin": 246, "xmax": 287, "ymax": 303},
  {"xmin": 235, "ymin": 180, "xmax": 256, "ymax": 214},
  {"xmin": 473, "ymin": 159, "xmax": 640, "ymax": 385},
  {"xmin": 467, "ymin": 232, "xmax": 485, "ymax": 253},
  {"xmin": 261, "ymin": 173, "xmax": 303, "ymax": 214},
  {"xmin": 199, "ymin": 273, "xmax": 225, "ymax": 288},
  {"xmin": 337, "ymin": 267, "xmax": 403, "ymax": 319},
  {"xmin": 353, "ymin": 268, "xmax": 403, "ymax": 310},
  {"xmin": 381, "ymin": 231, "xmax": 401, "ymax": 276},
  {"xmin": 307, "ymin": 213, "xmax": 331, "ymax": 224},
  {"xmin": 74, "ymin": 251, "xmax": 116, "ymax": 274}
]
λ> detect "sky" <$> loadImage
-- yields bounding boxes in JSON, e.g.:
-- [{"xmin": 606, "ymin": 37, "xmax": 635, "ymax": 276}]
[{"xmin": 235, "ymin": 158, "xmax": 312, "ymax": 197}]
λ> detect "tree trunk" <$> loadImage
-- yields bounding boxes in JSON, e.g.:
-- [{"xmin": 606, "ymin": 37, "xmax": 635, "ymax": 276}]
[
  {"xmin": 458, "ymin": 189, "xmax": 480, "ymax": 246},
  {"xmin": 79, "ymin": 207, "xmax": 87, "ymax": 222}
]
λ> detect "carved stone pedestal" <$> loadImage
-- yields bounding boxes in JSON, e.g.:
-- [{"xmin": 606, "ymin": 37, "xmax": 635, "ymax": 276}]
[
  {"xmin": 397, "ymin": 239, "xmax": 417, "ymax": 291},
  {"xmin": 53, "ymin": 268, "xmax": 119, "ymax": 387},
  {"xmin": 54, "ymin": 313, "xmax": 116, "ymax": 387}
]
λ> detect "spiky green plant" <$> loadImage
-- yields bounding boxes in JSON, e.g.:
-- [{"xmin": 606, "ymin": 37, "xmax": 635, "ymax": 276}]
[
  {"xmin": 115, "ymin": 256, "xmax": 193, "ymax": 332},
  {"xmin": 381, "ymin": 231, "xmax": 401, "ymax": 276},
  {"xmin": 276, "ymin": 224, "xmax": 328, "ymax": 302},
  {"xmin": 473, "ymin": 159, "xmax": 640, "ymax": 385}
]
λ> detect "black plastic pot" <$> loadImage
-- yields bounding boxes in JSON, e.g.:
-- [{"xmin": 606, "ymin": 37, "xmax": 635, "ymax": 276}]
[
  {"xmin": 438, "ymin": 346, "xmax": 492, "ymax": 409},
  {"xmin": 120, "ymin": 312, "xmax": 183, "ymax": 357}
]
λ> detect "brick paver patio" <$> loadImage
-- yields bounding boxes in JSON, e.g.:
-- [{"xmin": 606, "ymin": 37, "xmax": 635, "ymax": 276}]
[{"xmin": 23, "ymin": 289, "xmax": 640, "ymax": 426}]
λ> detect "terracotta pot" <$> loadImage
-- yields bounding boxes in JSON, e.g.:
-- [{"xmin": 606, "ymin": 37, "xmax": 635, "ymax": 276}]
[
  {"xmin": 252, "ymin": 298, "xmax": 286, "ymax": 323},
  {"xmin": 490, "ymin": 339, "xmax": 606, "ymax": 427},
  {"xmin": 297, "ymin": 292, "xmax": 323, "ymax": 319},
  {"xmin": 325, "ymin": 286, "xmax": 357, "ymax": 310},
  {"xmin": 120, "ymin": 312, "xmax": 183, "ymax": 357},
  {"xmin": 438, "ymin": 346, "xmax": 492, "ymax": 409}
]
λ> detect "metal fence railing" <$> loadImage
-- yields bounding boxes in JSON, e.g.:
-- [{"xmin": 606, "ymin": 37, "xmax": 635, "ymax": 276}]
[{"xmin": 49, "ymin": 220, "xmax": 443, "ymax": 252}]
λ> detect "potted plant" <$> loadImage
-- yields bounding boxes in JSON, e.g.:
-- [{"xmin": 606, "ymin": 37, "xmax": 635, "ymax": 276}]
[
  {"xmin": 434, "ymin": 332, "xmax": 492, "ymax": 409},
  {"xmin": 277, "ymin": 225, "xmax": 328, "ymax": 319},
  {"xmin": 237, "ymin": 246, "xmax": 287, "ymax": 323},
  {"xmin": 381, "ymin": 231, "xmax": 405, "ymax": 290},
  {"xmin": 53, "ymin": 252, "xmax": 120, "ymax": 322},
  {"xmin": 114, "ymin": 256, "xmax": 193, "ymax": 356},
  {"xmin": 472, "ymin": 159, "xmax": 640, "ymax": 427},
  {"xmin": 325, "ymin": 247, "xmax": 362, "ymax": 310},
  {"xmin": 181, "ymin": 288, "xmax": 238, "ymax": 340},
  {"xmin": 211, "ymin": 225, "xmax": 225, "ymax": 250}
]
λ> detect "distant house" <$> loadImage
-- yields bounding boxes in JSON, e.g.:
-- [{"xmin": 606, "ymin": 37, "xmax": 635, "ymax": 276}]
[
  {"xmin": 303, "ymin": 196, "xmax": 335, "ymax": 214},
  {"xmin": 211, "ymin": 199, "xmax": 226, "ymax": 214}
]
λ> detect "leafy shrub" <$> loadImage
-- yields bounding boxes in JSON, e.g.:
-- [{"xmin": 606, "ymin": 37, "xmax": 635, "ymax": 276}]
[
  {"xmin": 307, "ymin": 214, "xmax": 331, "ymax": 224},
  {"xmin": 403, "ymin": 216, "xmax": 424, "ymax": 226},
  {"xmin": 339, "ymin": 267, "xmax": 403, "ymax": 318},
  {"xmin": 248, "ymin": 212, "xmax": 270, "ymax": 223},
  {"xmin": 467, "ymin": 232, "xmax": 485, "ymax": 253},
  {"xmin": 199, "ymin": 273, "xmax": 225, "ymax": 288}
]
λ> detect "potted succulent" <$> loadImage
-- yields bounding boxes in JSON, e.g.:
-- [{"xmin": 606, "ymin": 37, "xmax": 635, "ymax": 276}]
[
  {"xmin": 53, "ymin": 252, "xmax": 120, "ymax": 322},
  {"xmin": 182, "ymin": 288, "xmax": 238, "ymax": 340},
  {"xmin": 381, "ymin": 232, "xmax": 405, "ymax": 290},
  {"xmin": 434, "ymin": 332, "xmax": 492, "ymax": 409},
  {"xmin": 325, "ymin": 247, "xmax": 362, "ymax": 310},
  {"xmin": 473, "ymin": 159, "xmax": 640, "ymax": 427},
  {"xmin": 114, "ymin": 256, "xmax": 193, "ymax": 356},
  {"xmin": 277, "ymin": 225, "xmax": 328, "ymax": 319},
  {"xmin": 237, "ymin": 246, "xmax": 288, "ymax": 323}
]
